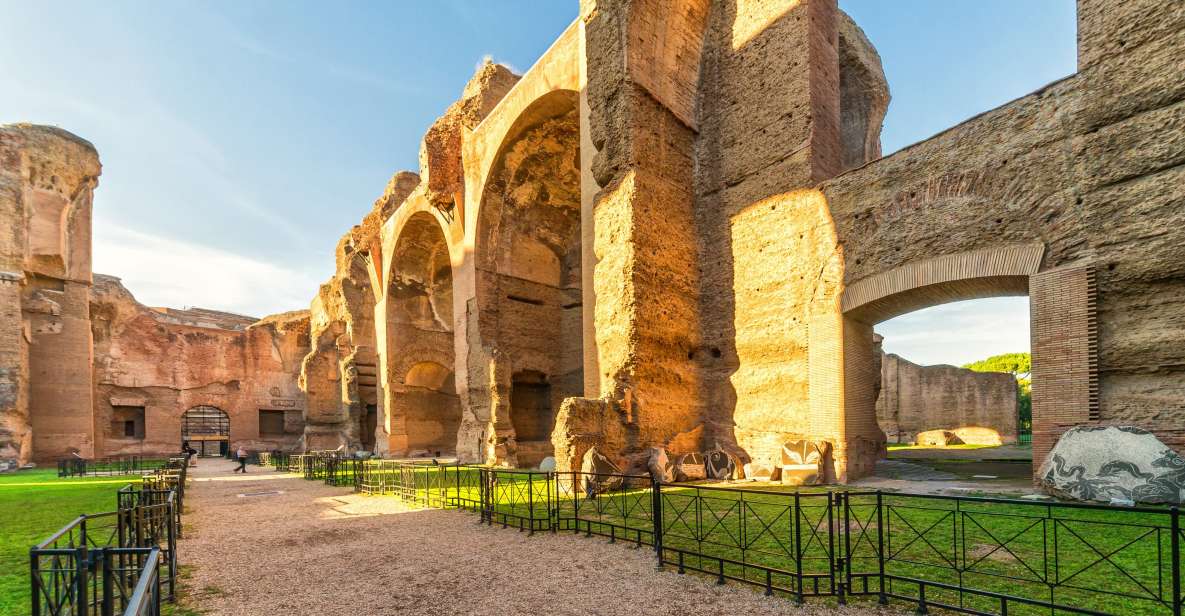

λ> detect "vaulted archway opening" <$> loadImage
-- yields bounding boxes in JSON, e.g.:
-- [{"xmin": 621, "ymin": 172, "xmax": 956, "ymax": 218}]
[
  {"xmin": 474, "ymin": 89, "xmax": 583, "ymax": 467},
  {"xmin": 386, "ymin": 211, "xmax": 457, "ymax": 457}
]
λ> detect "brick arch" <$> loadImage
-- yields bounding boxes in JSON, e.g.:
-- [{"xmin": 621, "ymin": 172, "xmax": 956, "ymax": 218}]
[
  {"xmin": 831, "ymin": 243, "xmax": 1098, "ymax": 482},
  {"xmin": 841, "ymin": 243, "xmax": 1044, "ymax": 324},
  {"xmin": 383, "ymin": 210, "xmax": 458, "ymax": 456}
]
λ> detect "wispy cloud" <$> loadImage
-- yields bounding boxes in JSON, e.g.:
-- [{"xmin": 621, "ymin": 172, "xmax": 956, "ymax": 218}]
[
  {"xmin": 93, "ymin": 223, "xmax": 321, "ymax": 317},
  {"xmin": 202, "ymin": 5, "xmax": 424, "ymax": 96},
  {"xmin": 875, "ymin": 297, "xmax": 1030, "ymax": 366}
]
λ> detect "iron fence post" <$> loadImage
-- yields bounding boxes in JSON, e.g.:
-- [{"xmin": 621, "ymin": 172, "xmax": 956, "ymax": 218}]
[
  {"xmin": 653, "ymin": 481, "xmax": 664, "ymax": 569},
  {"xmin": 1172, "ymin": 506, "xmax": 1181, "ymax": 616},
  {"xmin": 528, "ymin": 474, "xmax": 535, "ymax": 535},
  {"xmin": 793, "ymin": 492, "xmax": 804, "ymax": 605},
  {"xmin": 77, "ymin": 540, "xmax": 89, "ymax": 616},
  {"xmin": 101, "ymin": 550, "xmax": 113, "ymax": 616},
  {"xmin": 166, "ymin": 500, "xmax": 177, "ymax": 602},
  {"xmin": 573, "ymin": 471, "xmax": 581, "ymax": 535},
  {"xmin": 836, "ymin": 491, "xmax": 847, "ymax": 605},
  {"xmin": 876, "ymin": 490, "xmax": 887, "ymax": 605},
  {"xmin": 548, "ymin": 471, "xmax": 557, "ymax": 533},
  {"xmin": 30, "ymin": 550, "xmax": 41, "ymax": 616}
]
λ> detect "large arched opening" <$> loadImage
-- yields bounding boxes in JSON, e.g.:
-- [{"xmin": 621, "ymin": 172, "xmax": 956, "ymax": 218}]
[
  {"xmin": 386, "ymin": 211, "xmax": 459, "ymax": 456},
  {"xmin": 837, "ymin": 244, "xmax": 1096, "ymax": 482},
  {"xmin": 474, "ymin": 89, "xmax": 583, "ymax": 468},
  {"xmin": 346, "ymin": 250, "xmax": 381, "ymax": 452},
  {"xmin": 181, "ymin": 405, "xmax": 230, "ymax": 457}
]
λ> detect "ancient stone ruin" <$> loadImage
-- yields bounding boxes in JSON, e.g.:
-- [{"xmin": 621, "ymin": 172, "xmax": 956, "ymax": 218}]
[
  {"xmin": 876, "ymin": 352, "xmax": 1019, "ymax": 446},
  {"xmin": 3, "ymin": 0, "xmax": 1184, "ymax": 492}
]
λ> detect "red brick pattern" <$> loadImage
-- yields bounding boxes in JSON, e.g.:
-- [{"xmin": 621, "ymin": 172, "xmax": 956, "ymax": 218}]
[{"xmin": 1030, "ymin": 265, "xmax": 1099, "ymax": 467}]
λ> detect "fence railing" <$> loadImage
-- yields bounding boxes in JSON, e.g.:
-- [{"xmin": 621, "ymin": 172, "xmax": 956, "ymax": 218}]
[
  {"xmin": 57, "ymin": 456, "xmax": 171, "ymax": 478},
  {"xmin": 121, "ymin": 549, "xmax": 162, "ymax": 616},
  {"xmin": 341, "ymin": 459, "xmax": 1185, "ymax": 616},
  {"xmin": 31, "ymin": 455, "xmax": 189, "ymax": 616}
]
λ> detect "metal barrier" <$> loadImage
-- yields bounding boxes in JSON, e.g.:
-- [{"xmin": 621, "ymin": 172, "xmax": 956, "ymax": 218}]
[
  {"xmin": 57, "ymin": 456, "xmax": 170, "ymax": 478},
  {"xmin": 344, "ymin": 459, "xmax": 1185, "ymax": 616},
  {"xmin": 30, "ymin": 455, "xmax": 189, "ymax": 615},
  {"xmin": 120, "ymin": 549, "xmax": 162, "ymax": 616}
]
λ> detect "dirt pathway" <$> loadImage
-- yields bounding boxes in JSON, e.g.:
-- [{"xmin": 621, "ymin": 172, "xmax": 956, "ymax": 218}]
[{"xmin": 177, "ymin": 459, "xmax": 891, "ymax": 615}]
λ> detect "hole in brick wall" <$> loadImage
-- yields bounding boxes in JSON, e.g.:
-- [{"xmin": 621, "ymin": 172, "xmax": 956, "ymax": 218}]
[{"xmin": 872, "ymin": 295, "xmax": 1032, "ymax": 464}]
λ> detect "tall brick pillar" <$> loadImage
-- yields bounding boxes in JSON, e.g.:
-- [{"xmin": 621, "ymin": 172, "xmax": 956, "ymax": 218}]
[{"xmin": 1029, "ymin": 264, "xmax": 1099, "ymax": 471}]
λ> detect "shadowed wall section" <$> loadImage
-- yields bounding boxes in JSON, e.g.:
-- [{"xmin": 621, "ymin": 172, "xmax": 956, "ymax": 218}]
[
  {"xmin": 387, "ymin": 212, "xmax": 460, "ymax": 456},
  {"xmin": 473, "ymin": 91, "xmax": 583, "ymax": 468}
]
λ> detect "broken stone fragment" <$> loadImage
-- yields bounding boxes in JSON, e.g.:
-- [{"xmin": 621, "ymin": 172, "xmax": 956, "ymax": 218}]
[
  {"xmin": 580, "ymin": 446, "xmax": 623, "ymax": 497},
  {"xmin": 780, "ymin": 440, "xmax": 830, "ymax": 486},
  {"xmin": 646, "ymin": 446, "xmax": 674, "ymax": 484},
  {"xmin": 674, "ymin": 452, "xmax": 706, "ymax": 482},
  {"xmin": 705, "ymin": 449, "xmax": 739, "ymax": 480},
  {"xmin": 1039, "ymin": 425, "xmax": 1185, "ymax": 505}
]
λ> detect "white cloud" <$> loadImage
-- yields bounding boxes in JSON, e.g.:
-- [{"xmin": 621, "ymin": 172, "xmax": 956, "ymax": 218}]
[
  {"xmin": 93, "ymin": 223, "xmax": 320, "ymax": 318},
  {"xmin": 875, "ymin": 296, "xmax": 1030, "ymax": 367}
]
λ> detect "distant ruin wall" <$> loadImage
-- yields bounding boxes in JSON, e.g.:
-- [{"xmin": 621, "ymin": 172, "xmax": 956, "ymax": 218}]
[
  {"xmin": 90, "ymin": 274, "xmax": 310, "ymax": 458},
  {"xmin": 876, "ymin": 353, "xmax": 1018, "ymax": 445}
]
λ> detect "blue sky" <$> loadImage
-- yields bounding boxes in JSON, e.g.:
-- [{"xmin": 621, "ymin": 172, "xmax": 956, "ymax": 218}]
[{"xmin": 0, "ymin": 1, "xmax": 1077, "ymax": 366}]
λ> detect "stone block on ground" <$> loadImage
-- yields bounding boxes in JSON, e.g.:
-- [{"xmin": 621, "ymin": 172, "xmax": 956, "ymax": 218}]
[
  {"xmin": 780, "ymin": 439, "xmax": 829, "ymax": 486},
  {"xmin": 1039, "ymin": 426, "xmax": 1185, "ymax": 505},
  {"xmin": 580, "ymin": 446, "xmax": 623, "ymax": 496},
  {"xmin": 742, "ymin": 461, "xmax": 776, "ymax": 482},
  {"xmin": 674, "ymin": 452, "xmax": 706, "ymax": 481},
  {"xmin": 646, "ymin": 447, "xmax": 674, "ymax": 484},
  {"xmin": 705, "ymin": 449, "xmax": 739, "ymax": 480},
  {"xmin": 916, "ymin": 430, "xmax": 962, "ymax": 447}
]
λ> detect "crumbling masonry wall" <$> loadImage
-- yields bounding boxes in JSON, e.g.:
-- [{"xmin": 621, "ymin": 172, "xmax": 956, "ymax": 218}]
[{"xmin": 876, "ymin": 353, "xmax": 1018, "ymax": 445}]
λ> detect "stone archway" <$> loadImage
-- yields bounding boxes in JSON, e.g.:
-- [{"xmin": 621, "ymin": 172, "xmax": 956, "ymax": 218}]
[
  {"xmin": 386, "ymin": 211, "xmax": 456, "ymax": 456},
  {"xmin": 472, "ymin": 89, "xmax": 583, "ymax": 467},
  {"xmin": 399, "ymin": 361, "xmax": 461, "ymax": 456},
  {"xmin": 834, "ymin": 243, "xmax": 1098, "ymax": 481},
  {"xmin": 181, "ymin": 405, "xmax": 230, "ymax": 457}
]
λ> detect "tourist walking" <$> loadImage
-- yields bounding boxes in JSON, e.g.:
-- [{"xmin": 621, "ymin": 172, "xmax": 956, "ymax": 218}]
[{"xmin": 234, "ymin": 445, "xmax": 248, "ymax": 473}]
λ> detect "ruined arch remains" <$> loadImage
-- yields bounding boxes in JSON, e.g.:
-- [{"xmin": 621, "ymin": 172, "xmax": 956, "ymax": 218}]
[{"xmin": 471, "ymin": 88, "xmax": 583, "ymax": 468}]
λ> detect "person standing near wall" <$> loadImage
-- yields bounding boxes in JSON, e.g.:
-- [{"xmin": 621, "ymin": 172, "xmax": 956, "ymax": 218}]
[{"xmin": 234, "ymin": 445, "xmax": 248, "ymax": 473}]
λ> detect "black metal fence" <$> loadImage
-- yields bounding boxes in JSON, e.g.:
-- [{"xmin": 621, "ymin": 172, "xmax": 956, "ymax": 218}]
[
  {"xmin": 342, "ymin": 459, "xmax": 1185, "ymax": 616},
  {"xmin": 57, "ymin": 456, "xmax": 170, "ymax": 478},
  {"xmin": 31, "ymin": 456, "xmax": 189, "ymax": 616}
]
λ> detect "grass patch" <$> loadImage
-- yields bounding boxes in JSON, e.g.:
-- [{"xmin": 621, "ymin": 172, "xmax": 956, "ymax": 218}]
[
  {"xmin": 0, "ymin": 468, "xmax": 135, "ymax": 614},
  {"xmin": 357, "ymin": 464, "xmax": 1181, "ymax": 615}
]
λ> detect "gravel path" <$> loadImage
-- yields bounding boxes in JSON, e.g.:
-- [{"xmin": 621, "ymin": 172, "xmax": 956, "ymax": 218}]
[{"xmin": 178, "ymin": 459, "xmax": 893, "ymax": 615}]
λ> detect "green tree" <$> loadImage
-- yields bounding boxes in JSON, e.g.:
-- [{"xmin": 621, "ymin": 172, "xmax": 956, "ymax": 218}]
[{"xmin": 963, "ymin": 352, "xmax": 1032, "ymax": 431}]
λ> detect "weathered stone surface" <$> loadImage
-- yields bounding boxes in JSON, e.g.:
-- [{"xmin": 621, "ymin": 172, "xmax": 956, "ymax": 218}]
[
  {"xmin": 0, "ymin": 124, "xmax": 100, "ymax": 465},
  {"xmin": 7, "ymin": 1, "xmax": 1185, "ymax": 486},
  {"xmin": 705, "ymin": 449, "xmax": 739, "ymax": 480},
  {"xmin": 742, "ymin": 461, "xmax": 776, "ymax": 483},
  {"xmin": 579, "ymin": 445, "xmax": 623, "ymax": 496},
  {"xmin": 91, "ymin": 275, "xmax": 309, "ymax": 456},
  {"xmin": 1039, "ymin": 426, "xmax": 1185, "ymax": 505},
  {"xmin": 674, "ymin": 452, "xmax": 706, "ymax": 482},
  {"xmin": 780, "ymin": 440, "xmax": 830, "ymax": 486},
  {"xmin": 646, "ymin": 447, "xmax": 674, "ymax": 484},
  {"xmin": 877, "ymin": 353, "xmax": 1017, "ymax": 445}
]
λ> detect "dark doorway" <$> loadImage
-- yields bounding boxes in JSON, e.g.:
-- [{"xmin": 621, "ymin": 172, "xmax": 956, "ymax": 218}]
[
  {"xmin": 181, "ymin": 405, "xmax": 230, "ymax": 457},
  {"xmin": 361, "ymin": 403, "xmax": 378, "ymax": 451},
  {"xmin": 510, "ymin": 371, "xmax": 554, "ymax": 467}
]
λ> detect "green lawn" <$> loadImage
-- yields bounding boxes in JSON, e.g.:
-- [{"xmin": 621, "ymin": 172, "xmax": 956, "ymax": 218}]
[
  {"xmin": 0, "ymin": 468, "xmax": 135, "ymax": 614},
  {"xmin": 356, "ymin": 464, "xmax": 1182, "ymax": 615}
]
